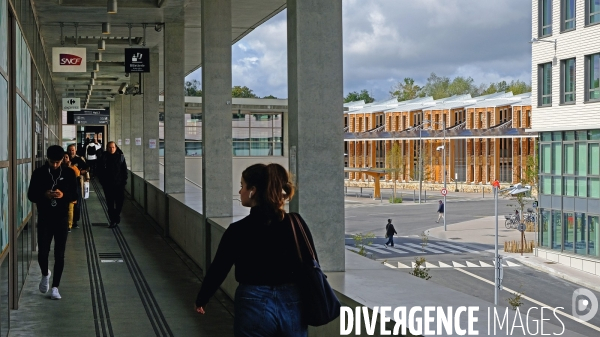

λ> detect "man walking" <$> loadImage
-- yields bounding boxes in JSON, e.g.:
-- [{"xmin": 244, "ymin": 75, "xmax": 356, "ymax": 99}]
[
  {"xmin": 384, "ymin": 219, "xmax": 397, "ymax": 247},
  {"xmin": 67, "ymin": 144, "xmax": 88, "ymax": 229},
  {"xmin": 97, "ymin": 141, "xmax": 128, "ymax": 228},
  {"xmin": 86, "ymin": 138, "xmax": 101, "ymax": 177},
  {"xmin": 28, "ymin": 145, "xmax": 78, "ymax": 300},
  {"xmin": 436, "ymin": 200, "xmax": 444, "ymax": 223}
]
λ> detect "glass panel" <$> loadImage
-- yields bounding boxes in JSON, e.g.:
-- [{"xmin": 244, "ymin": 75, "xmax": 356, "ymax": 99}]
[
  {"xmin": 553, "ymin": 176, "xmax": 563, "ymax": 195},
  {"xmin": 233, "ymin": 142, "xmax": 250, "ymax": 156},
  {"xmin": 541, "ymin": 132, "xmax": 552, "ymax": 141},
  {"xmin": 552, "ymin": 143, "xmax": 562, "ymax": 174},
  {"xmin": 591, "ymin": 0, "xmax": 600, "ymax": 24},
  {"xmin": 576, "ymin": 130, "xmax": 587, "ymax": 140},
  {"xmin": 250, "ymin": 128, "xmax": 273, "ymax": 142},
  {"xmin": 542, "ymin": 0, "xmax": 552, "ymax": 35},
  {"xmin": 577, "ymin": 177, "xmax": 588, "ymax": 197},
  {"xmin": 541, "ymin": 175, "xmax": 552, "ymax": 194},
  {"xmin": 565, "ymin": 177, "xmax": 575, "ymax": 196},
  {"xmin": 564, "ymin": 131, "xmax": 575, "ymax": 140},
  {"xmin": 542, "ymin": 63, "xmax": 552, "ymax": 105},
  {"xmin": 552, "ymin": 210, "xmax": 563, "ymax": 250},
  {"xmin": 575, "ymin": 213, "xmax": 586, "ymax": 254},
  {"xmin": 0, "ymin": 168, "xmax": 8, "ymax": 251},
  {"xmin": 159, "ymin": 141, "xmax": 164, "ymax": 156},
  {"xmin": 0, "ymin": 76, "xmax": 7, "ymax": 161},
  {"xmin": 589, "ymin": 130, "xmax": 600, "ymax": 140},
  {"xmin": 564, "ymin": 0, "xmax": 576, "ymax": 30},
  {"xmin": 273, "ymin": 142, "xmax": 283, "ymax": 156},
  {"xmin": 564, "ymin": 58, "xmax": 576, "ymax": 102},
  {"xmin": 0, "ymin": 0, "xmax": 7, "ymax": 71},
  {"xmin": 251, "ymin": 114, "xmax": 273, "ymax": 128},
  {"xmin": 589, "ymin": 143, "xmax": 599, "ymax": 175},
  {"xmin": 589, "ymin": 178, "xmax": 600, "ymax": 198},
  {"xmin": 232, "ymin": 128, "xmax": 250, "ymax": 142},
  {"xmin": 541, "ymin": 143, "xmax": 551, "ymax": 174},
  {"xmin": 184, "ymin": 142, "xmax": 202, "ymax": 156},
  {"xmin": 232, "ymin": 113, "xmax": 249, "ymax": 127},
  {"xmin": 589, "ymin": 216, "xmax": 600, "ymax": 257},
  {"xmin": 185, "ymin": 126, "xmax": 201, "ymax": 141},
  {"xmin": 540, "ymin": 209, "xmax": 550, "ymax": 247},
  {"xmin": 553, "ymin": 131, "xmax": 563, "ymax": 141},
  {"xmin": 576, "ymin": 143, "xmax": 587, "ymax": 175},
  {"xmin": 273, "ymin": 128, "xmax": 282, "ymax": 142},
  {"xmin": 564, "ymin": 143, "xmax": 574, "ymax": 174},
  {"xmin": 564, "ymin": 211, "xmax": 574, "ymax": 252},
  {"xmin": 250, "ymin": 142, "xmax": 272, "ymax": 156},
  {"xmin": 272, "ymin": 114, "xmax": 282, "ymax": 127},
  {"xmin": 590, "ymin": 53, "xmax": 600, "ymax": 100}
]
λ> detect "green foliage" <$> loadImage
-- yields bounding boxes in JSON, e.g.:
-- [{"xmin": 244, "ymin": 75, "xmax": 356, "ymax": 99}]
[
  {"xmin": 185, "ymin": 79, "xmax": 203, "ymax": 97},
  {"xmin": 507, "ymin": 290, "xmax": 524, "ymax": 310},
  {"xmin": 232, "ymin": 85, "xmax": 258, "ymax": 98},
  {"xmin": 420, "ymin": 231, "xmax": 429, "ymax": 251},
  {"xmin": 389, "ymin": 197, "xmax": 403, "ymax": 203},
  {"xmin": 390, "ymin": 78, "xmax": 423, "ymax": 102},
  {"xmin": 344, "ymin": 89, "xmax": 375, "ymax": 103},
  {"xmin": 262, "ymin": 94, "xmax": 278, "ymax": 99},
  {"xmin": 385, "ymin": 142, "xmax": 404, "ymax": 199},
  {"xmin": 352, "ymin": 232, "xmax": 376, "ymax": 257},
  {"xmin": 409, "ymin": 257, "xmax": 432, "ymax": 280},
  {"xmin": 482, "ymin": 80, "xmax": 532, "ymax": 96},
  {"xmin": 411, "ymin": 147, "xmax": 432, "ymax": 182}
]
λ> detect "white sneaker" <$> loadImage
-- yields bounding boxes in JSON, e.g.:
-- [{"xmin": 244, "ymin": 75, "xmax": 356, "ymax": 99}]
[
  {"xmin": 51, "ymin": 287, "xmax": 61, "ymax": 300},
  {"xmin": 39, "ymin": 271, "xmax": 51, "ymax": 293}
]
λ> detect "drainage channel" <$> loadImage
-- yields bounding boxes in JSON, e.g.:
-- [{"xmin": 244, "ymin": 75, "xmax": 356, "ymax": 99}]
[
  {"xmin": 82, "ymin": 197, "xmax": 115, "ymax": 337},
  {"xmin": 92, "ymin": 180, "xmax": 174, "ymax": 337}
]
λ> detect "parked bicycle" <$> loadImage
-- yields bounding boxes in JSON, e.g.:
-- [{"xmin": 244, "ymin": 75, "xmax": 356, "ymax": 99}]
[
  {"xmin": 524, "ymin": 208, "xmax": 537, "ymax": 224},
  {"xmin": 504, "ymin": 213, "xmax": 520, "ymax": 229}
]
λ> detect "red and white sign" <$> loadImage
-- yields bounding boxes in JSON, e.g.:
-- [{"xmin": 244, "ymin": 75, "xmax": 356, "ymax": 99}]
[
  {"xmin": 52, "ymin": 47, "xmax": 87, "ymax": 72},
  {"xmin": 441, "ymin": 188, "xmax": 448, "ymax": 196}
]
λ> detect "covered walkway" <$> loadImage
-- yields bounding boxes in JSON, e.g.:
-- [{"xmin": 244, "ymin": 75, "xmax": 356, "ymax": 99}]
[{"xmin": 9, "ymin": 180, "xmax": 235, "ymax": 337}]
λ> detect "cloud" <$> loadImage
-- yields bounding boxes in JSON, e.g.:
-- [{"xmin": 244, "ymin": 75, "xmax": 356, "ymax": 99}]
[{"xmin": 187, "ymin": 0, "xmax": 532, "ymax": 101}]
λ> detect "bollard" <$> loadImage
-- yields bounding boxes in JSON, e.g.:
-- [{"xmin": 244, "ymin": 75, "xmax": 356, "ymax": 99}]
[
  {"xmin": 483, "ymin": 188, "xmax": 485, "ymax": 198},
  {"xmin": 414, "ymin": 190, "xmax": 416, "ymax": 203},
  {"xmin": 425, "ymin": 190, "xmax": 427, "ymax": 203}
]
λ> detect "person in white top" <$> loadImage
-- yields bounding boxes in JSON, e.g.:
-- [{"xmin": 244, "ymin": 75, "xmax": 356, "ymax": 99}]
[{"xmin": 86, "ymin": 138, "xmax": 102, "ymax": 177}]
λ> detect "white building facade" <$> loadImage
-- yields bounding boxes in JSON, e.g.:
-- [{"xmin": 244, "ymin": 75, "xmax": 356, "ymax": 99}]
[{"xmin": 532, "ymin": 0, "xmax": 600, "ymax": 271}]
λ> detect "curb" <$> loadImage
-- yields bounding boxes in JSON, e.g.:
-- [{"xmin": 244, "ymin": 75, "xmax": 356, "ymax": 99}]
[{"xmin": 515, "ymin": 257, "xmax": 600, "ymax": 293}]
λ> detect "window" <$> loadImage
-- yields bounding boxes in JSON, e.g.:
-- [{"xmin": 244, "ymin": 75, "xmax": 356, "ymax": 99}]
[
  {"xmin": 562, "ymin": 0, "xmax": 576, "ymax": 31},
  {"xmin": 562, "ymin": 58, "xmax": 576, "ymax": 103},
  {"xmin": 539, "ymin": 63, "xmax": 552, "ymax": 106},
  {"xmin": 540, "ymin": 0, "xmax": 553, "ymax": 36},
  {"xmin": 586, "ymin": 53, "xmax": 600, "ymax": 101},
  {"xmin": 588, "ymin": 0, "xmax": 600, "ymax": 24}
]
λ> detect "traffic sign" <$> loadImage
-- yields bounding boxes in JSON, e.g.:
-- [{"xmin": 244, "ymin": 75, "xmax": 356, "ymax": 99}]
[
  {"xmin": 518, "ymin": 223, "xmax": 526, "ymax": 232},
  {"xmin": 532, "ymin": 201, "xmax": 538, "ymax": 208},
  {"xmin": 441, "ymin": 188, "xmax": 448, "ymax": 196}
]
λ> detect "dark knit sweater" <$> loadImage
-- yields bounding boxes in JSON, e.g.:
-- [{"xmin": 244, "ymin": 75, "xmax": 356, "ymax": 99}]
[{"xmin": 195, "ymin": 207, "xmax": 317, "ymax": 308}]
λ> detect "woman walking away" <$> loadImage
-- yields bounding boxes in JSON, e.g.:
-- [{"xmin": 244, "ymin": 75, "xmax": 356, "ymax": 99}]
[
  {"xmin": 62, "ymin": 153, "xmax": 80, "ymax": 232},
  {"xmin": 195, "ymin": 163, "xmax": 316, "ymax": 337}
]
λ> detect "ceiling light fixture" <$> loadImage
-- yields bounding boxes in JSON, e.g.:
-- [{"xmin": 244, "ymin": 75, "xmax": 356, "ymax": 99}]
[
  {"xmin": 95, "ymin": 53, "xmax": 102, "ymax": 62},
  {"xmin": 107, "ymin": 0, "xmax": 117, "ymax": 14},
  {"xmin": 91, "ymin": 72, "xmax": 97, "ymax": 79},
  {"xmin": 94, "ymin": 63, "xmax": 100, "ymax": 72},
  {"xmin": 90, "ymin": 78, "xmax": 95, "ymax": 85},
  {"xmin": 98, "ymin": 39, "xmax": 105, "ymax": 51},
  {"xmin": 102, "ymin": 22, "xmax": 111, "ymax": 35}
]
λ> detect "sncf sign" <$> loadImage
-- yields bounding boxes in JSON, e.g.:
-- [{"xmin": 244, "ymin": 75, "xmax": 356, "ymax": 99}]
[
  {"xmin": 53, "ymin": 47, "xmax": 87, "ymax": 72},
  {"xmin": 59, "ymin": 54, "xmax": 83, "ymax": 66}
]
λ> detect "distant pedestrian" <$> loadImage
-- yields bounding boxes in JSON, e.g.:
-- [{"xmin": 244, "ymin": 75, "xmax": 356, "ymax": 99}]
[
  {"xmin": 62, "ymin": 153, "xmax": 80, "ymax": 233},
  {"xmin": 86, "ymin": 138, "xmax": 101, "ymax": 177},
  {"xmin": 67, "ymin": 144, "xmax": 88, "ymax": 229},
  {"xmin": 436, "ymin": 200, "xmax": 444, "ymax": 223},
  {"xmin": 97, "ymin": 141, "xmax": 127, "ymax": 228},
  {"xmin": 384, "ymin": 219, "xmax": 397, "ymax": 247},
  {"xmin": 27, "ymin": 145, "xmax": 78, "ymax": 300}
]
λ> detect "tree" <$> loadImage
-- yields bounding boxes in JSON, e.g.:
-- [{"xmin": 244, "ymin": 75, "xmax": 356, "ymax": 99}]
[
  {"xmin": 385, "ymin": 142, "xmax": 404, "ymax": 201},
  {"xmin": 262, "ymin": 94, "xmax": 278, "ymax": 99},
  {"xmin": 185, "ymin": 79, "xmax": 202, "ymax": 97},
  {"xmin": 390, "ymin": 78, "xmax": 422, "ymax": 102},
  {"xmin": 232, "ymin": 85, "xmax": 258, "ymax": 98},
  {"xmin": 448, "ymin": 76, "xmax": 478, "ymax": 97},
  {"xmin": 344, "ymin": 89, "xmax": 375, "ymax": 103},
  {"xmin": 507, "ymin": 80, "xmax": 532, "ymax": 95},
  {"xmin": 421, "ymin": 73, "xmax": 451, "ymax": 100}
]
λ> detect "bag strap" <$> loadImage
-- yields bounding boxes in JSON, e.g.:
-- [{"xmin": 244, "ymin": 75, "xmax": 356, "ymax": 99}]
[
  {"xmin": 290, "ymin": 214, "xmax": 303, "ymax": 263},
  {"xmin": 290, "ymin": 213, "xmax": 316, "ymax": 261}
]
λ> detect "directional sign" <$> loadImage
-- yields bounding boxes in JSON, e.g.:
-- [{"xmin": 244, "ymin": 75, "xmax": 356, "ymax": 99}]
[
  {"xmin": 517, "ymin": 223, "xmax": 526, "ymax": 232},
  {"xmin": 74, "ymin": 114, "xmax": 109, "ymax": 125},
  {"xmin": 62, "ymin": 98, "xmax": 80, "ymax": 111},
  {"xmin": 125, "ymin": 48, "xmax": 150, "ymax": 73},
  {"xmin": 441, "ymin": 188, "xmax": 448, "ymax": 196},
  {"xmin": 532, "ymin": 201, "xmax": 538, "ymax": 208}
]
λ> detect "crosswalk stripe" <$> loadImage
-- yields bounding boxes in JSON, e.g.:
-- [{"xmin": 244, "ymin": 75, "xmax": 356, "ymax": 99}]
[
  {"xmin": 383, "ymin": 262, "xmax": 397, "ymax": 268},
  {"xmin": 390, "ymin": 244, "xmax": 424, "ymax": 254},
  {"xmin": 397, "ymin": 262, "xmax": 411, "ymax": 268},
  {"xmin": 479, "ymin": 261, "xmax": 493, "ymax": 267},
  {"xmin": 438, "ymin": 262, "xmax": 453, "ymax": 268},
  {"xmin": 425, "ymin": 262, "xmax": 438, "ymax": 268},
  {"xmin": 424, "ymin": 243, "xmax": 461, "ymax": 253},
  {"xmin": 405, "ymin": 243, "xmax": 445, "ymax": 253},
  {"xmin": 506, "ymin": 261, "xmax": 521, "ymax": 267},
  {"xmin": 466, "ymin": 261, "xmax": 480, "ymax": 267},
  {"xmin": 345, "ymin": 245, "xmax": 360, "ymax": 253},
  {"xmin": 452, "ymin": 261, "xmax": 466, "ymax": 267},
  {"xmin": 435, "ymin": 242, "xmax": 480, "ymax": 253},
  {"xmin": 362, "ymin": 245, "xmax": 392, "ymax": 254},
  {"xmin": 385, "ymin": 246, "xmax": 409, "ymax": 254}
]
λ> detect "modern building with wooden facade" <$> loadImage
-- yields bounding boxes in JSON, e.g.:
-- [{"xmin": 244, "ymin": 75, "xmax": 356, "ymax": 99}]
[{"xmin": 344, "ymin": 92, "xmax": 536, "ymax": 190}]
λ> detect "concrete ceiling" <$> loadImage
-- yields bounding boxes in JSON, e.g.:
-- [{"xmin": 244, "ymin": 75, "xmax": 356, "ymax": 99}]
[{"xmin": 32, "ymin": 0, "xmax": 286, "ymax": 109}]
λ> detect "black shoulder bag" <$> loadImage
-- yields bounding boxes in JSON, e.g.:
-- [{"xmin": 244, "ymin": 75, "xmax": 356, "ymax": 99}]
[{"xmin": 290, "ymin": 213, "xmax": 341, "ymax": 327}]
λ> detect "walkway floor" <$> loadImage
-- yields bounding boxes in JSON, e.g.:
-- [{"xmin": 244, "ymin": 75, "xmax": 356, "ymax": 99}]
[{"xmin": 9, "ymin": 180, "xmax": 234, "ymax": 337}]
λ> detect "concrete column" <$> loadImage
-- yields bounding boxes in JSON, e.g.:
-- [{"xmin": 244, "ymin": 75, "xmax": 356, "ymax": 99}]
[
  {"xmin": 113, "ymin": 96, "xmax": 122, "ymax": 146},
  {"xmin": 130, "ymin": 94, "xmax": 144, "ymax": 173},
  {"xmin": 201, "ymin": 0, "xmax": 233, "ymax": 218},
  {"xmin": 163, "ymin": 22, "xmax": 185, "ymax": 193},
  {"xmin": 288, "ymin": 0, "xmax": 344, "ymax": 272},
  {"xmin": 143, "ymin": 53, "xmax": 159, "ymax": 181},
  {"xmin": 121, "ymin": 95, "xmax": 131, "ymax": 166}
]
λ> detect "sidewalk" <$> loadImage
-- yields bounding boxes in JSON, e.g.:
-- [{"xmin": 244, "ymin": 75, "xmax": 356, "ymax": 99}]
[{"xmin": 426, "ymin": 216, "xmax": 600, "ymax": 292}]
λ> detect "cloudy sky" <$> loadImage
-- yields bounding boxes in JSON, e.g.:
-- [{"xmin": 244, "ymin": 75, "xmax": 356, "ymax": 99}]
[{"xmin": 186, "ymin": 0, "xmax": 532, "ymax": 101}]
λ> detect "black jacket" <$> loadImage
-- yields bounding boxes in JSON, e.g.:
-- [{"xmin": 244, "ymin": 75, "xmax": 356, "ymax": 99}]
[
  {"xmin": 98, "ymin": 148, "xmax": 128, "ymax": 188},
  {"xmin": 28, "ymin": 162, "xmax": 78, "ymax": 220},
  {"xmin": 437, "ymin": 203, "xmax": 444, "ymax": 213},
  {"xmin": 386, "ymin": 223, "xmax": 397, "ymax": 236}
]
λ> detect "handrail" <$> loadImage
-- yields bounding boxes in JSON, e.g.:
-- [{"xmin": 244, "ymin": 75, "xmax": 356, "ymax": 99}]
[{"xmin": 158, "ymin": 162, "xmax": 202, "ymax": 189}]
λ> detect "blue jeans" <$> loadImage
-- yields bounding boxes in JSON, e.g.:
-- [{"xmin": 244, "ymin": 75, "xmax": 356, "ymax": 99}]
[
  {"xmin": 386, "ymin": 235, "xmax": 394, "ymax": 246},
  {"xmin": 234, "ymin": 283, "xmax": 307, "ymax": 337}
]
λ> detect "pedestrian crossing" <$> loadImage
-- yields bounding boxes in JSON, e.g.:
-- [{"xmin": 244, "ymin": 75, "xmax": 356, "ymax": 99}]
[
  {"xmin": 345, "ymin": 238, "xmax": 490, "ymax": 257},
  {"xmin": 382, "ymin": 260, "xmax": 521, "ymax": 269}
]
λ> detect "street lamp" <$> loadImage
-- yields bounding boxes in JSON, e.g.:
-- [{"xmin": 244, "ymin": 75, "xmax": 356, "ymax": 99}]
[{"xmin": 423, "ymin": 119, "xmax": 447, "ymax": 230}]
